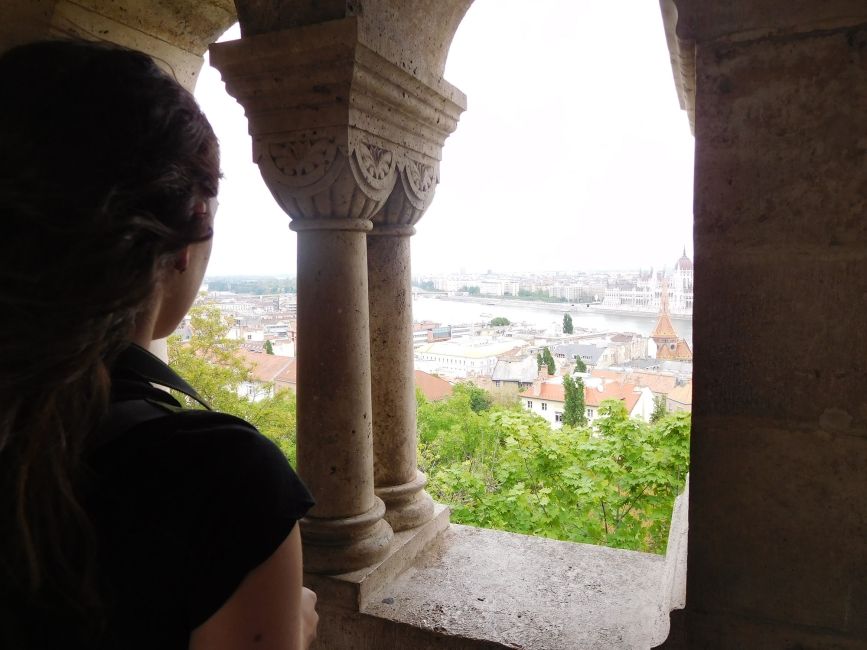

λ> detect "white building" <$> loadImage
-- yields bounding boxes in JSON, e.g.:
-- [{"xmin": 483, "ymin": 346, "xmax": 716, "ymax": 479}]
[
  {"xmin": 414, "ymin": 338, "xmax": 526, "ymax": 379},
  {"xmin": 520, "ymin": 378, "xmax": 655, "ymax": 429},
  {"xmin": 600, "ymin": 249, "xmax": 694, "ymax": 316}
]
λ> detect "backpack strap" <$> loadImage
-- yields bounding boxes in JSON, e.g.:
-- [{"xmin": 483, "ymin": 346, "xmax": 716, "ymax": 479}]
[
  {"xmin": 92, "ymin": 344, "xmax": 213, "ymax": 449},
  {"xmin": 119, "ymin": 344, "xmax": 211, "ymax": 411}
]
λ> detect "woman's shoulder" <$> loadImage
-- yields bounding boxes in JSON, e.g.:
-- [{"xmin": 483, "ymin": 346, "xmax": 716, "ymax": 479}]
[
  {"xmin": 88, "ymin": 405, "xmax": 315, "ymax": 635},
  {"xmin": 94, "ymin": 405, "xmax": 308, "ymax": 501}
]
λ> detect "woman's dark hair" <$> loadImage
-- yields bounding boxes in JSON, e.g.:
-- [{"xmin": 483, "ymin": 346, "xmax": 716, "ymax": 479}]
[{"xmin": 0, "ymin": 40, "xmax": 219, "ymax": 640}]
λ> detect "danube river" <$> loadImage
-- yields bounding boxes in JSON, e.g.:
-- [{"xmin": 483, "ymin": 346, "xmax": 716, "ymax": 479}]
[{"xmin": 411, "ymin": 296, "xmax": 693, "ymax": 345}]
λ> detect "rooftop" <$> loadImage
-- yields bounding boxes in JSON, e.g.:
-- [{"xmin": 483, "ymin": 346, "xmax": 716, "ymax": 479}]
[
  {"xmin": 414, "ymin": 370, "xmax": 454, "ymax": 401},
  {"xmin": 416, "ymin": 339, "xmax": 525, "ymax": 359}
]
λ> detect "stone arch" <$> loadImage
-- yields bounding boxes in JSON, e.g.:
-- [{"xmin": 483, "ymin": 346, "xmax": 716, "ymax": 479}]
[{"xmin": 1, "ymin": 0, "xmax": 238, "ymax": 91}]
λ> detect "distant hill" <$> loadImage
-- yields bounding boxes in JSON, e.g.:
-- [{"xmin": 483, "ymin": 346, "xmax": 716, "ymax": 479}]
[{"xmin": 206, "ymin": 276, "xmax": 296, "ymax": 294}]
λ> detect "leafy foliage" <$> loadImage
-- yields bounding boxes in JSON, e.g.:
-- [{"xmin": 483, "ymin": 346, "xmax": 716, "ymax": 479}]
[
  {"xmin": 205, "ymin": 276, "xmax": 296, "ymax": 294},
  {"xmin": 168, "ymin": 305, "xmax": 298, "ymax": 464},
  {"xmin": 168, "ymin": 308, "xmax": 689, "ymax": 554},
  {"xmin": 562, "ymin": 375, "xmax": 586, "ymax": 427},
  {"xmin": 419, "ymin": 390, "xmax": 690, "ymax": 554},
  {"xmin": 650, "ymin": 394, "xmax": 668, "ymax": 423},
  {"xmin": 574, "ymin": 357, "xmax": 587, "ymax": 373},
  {"xmin": 264, "ymin": 339, "xmax": 274, "ymax": 355},
  {"xmin": 489, "ymin": 316, "xmax": 510, "ymax": 327},
  {"xmin": 541, "ymin": 346, "xmax": 555, "ymax": 375},
  {"xmin": 563, "ymin": 313, "xmax": 573, "ymax": 334}
]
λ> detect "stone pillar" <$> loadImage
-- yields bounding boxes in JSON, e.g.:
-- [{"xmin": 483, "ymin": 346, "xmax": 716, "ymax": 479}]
[
  {"xmin": 211, "ymin": 17, "xmax": 465, "ymax": 572},
  {"xmin": 368, "ymin": 224, "xmax": 434, "ymax": 531},
  {"xmin": 292, "ymin": 218, "xmax": 393, "ymax": 572},
  {"xmin": 658, "ymin": 1, "xmax": 867, "ymax": 647}
]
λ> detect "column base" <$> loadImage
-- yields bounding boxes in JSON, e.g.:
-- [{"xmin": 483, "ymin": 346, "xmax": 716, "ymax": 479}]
[
  {"xmin": 376, "ymin": 470, "xmax": 435, "ymax": 532},
  {"xmin": 301, "ymin": 497, "xmax": 394, "ymax": 574},
  {"xmin": 305, "ymin": 503, "xmax": 451, "ymax": 610}
]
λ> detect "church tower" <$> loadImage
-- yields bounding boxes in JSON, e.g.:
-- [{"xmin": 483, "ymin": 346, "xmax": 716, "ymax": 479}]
[{"xmin": 651, "ymin": 276, "xmax": 693, "ymax": 361}]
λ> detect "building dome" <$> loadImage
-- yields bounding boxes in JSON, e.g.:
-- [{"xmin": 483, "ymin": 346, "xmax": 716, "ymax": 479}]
[{"xmin": 675, "ymin": 246, "xmax": 693, "ymax": 271}]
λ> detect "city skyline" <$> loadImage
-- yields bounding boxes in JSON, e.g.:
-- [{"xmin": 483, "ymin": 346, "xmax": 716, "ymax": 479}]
[{"xmin": 195, "ymin": 0, "xmax": 694, "ymax": 276}]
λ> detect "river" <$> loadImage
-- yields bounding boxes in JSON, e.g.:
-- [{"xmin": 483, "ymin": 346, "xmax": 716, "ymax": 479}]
[{"xmin": 411, "ymin": 296, "xmax": 693, "ymax": 345}]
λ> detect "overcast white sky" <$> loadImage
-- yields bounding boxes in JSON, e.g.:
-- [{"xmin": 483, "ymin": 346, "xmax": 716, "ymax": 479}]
[{"xmin": 195, "ymin": 0, "xmax": 694, "ymax": 277}]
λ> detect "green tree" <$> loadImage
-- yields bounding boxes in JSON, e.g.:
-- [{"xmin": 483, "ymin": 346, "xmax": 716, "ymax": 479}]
[
  {"xmin": 536, "ymin": 352, "xmax": 543, "ymax": 372},
  {"xmin": 463, "ymin": 383, "xmax": 493, "ymax": 413},
  {"xmin": 574, "ymin": 356, "xmax": 587, "ymax": 373},
  {"xmin": 418, "ymin": 389, "xmax": 690, "ymax": 554},
  {"xmin": 489, "ymin": 316, "xmax": 510, "ymax": 327},
  {"xmin": 168, "ymin": 305, "xmax": 298, "ymax": 464},
  {"xmin": 264, "ymin": 339, "xmax": 274, "ymax": 355},
  {"xmin": 542, "ymin": 346, "xmax": 555, "ymax": 375},
  {"xmin": 562, "ymin": 375, "xmax": 586, "ymax": 427},
  {"xmin": 563, "ymin": 313, "xmax": 573, "ymax": 334},
  {"xmin": 650, "ymin": 394, "xmax": 668, "ymax": 423},
  {"xmin": 467, "ymin": 286, "xmax": 480, "ymax": 296}
]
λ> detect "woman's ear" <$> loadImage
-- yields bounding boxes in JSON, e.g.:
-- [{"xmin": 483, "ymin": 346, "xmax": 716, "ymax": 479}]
[{"xmin": 174, "ymin": 246, "xmax": 191, "ymax": 274}]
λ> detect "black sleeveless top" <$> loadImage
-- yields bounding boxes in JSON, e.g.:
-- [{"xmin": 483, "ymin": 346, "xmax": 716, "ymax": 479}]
[{"xmin": 61, "ymin": 344, "xmax": 313, "ymax": 649}]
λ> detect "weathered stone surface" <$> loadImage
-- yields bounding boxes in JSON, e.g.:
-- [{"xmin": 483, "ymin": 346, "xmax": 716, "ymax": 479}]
[
  {"xmin": 72, "ymin": 0, "xmax": 234, "ymax": 54},
  {"xmin": 368, "ymin": 227, "xmax": 434, "ymax": 531},
  {"xmin": 0, "ymin": 0, "xmax": 236, "ymax": 90},
  {"xmin": 693, "ymin": 28, "xmax": 867, "ymax": 251},
  {"xmin": 0, "ymin": 0, "xmax": 55, "ymax": 54},
  {"xmin": 689, "ymin": 417, "xmax": 867, "ymax": 634},
  {"xmin": 362, "ymin": 525, "xmax": 665, "ymax": 650},
  {"xmin": 234, "ymin": 0, "xmax": 472, "ymax": 89},
  {"xmin": 678, "ymin": 7, "xmax": 867, "ymax": 647},
  {"xmin": 210, "ymin": 11, "xmax": 466, "ymax": 572},
  {"xmin": 674, "ymin": 0, "xmax": 867, "ymax": 42},
  {"xmin": 678, "ymin": 611, "xmax": 867, "ymax": 650},
  {"xmin": 293, "ymin": 220, "xmax": 394, "ymax": 573},
  {"xmin": 210, "ymin": 19, "xmax": 466, "ymax": 221},
  {"xmin": 696, "ymin": 251, "xmax": 867, "ymax": 423},
  {"xmin": 305, "ymin": 504, "xmax": 450, "ymax": 612}
]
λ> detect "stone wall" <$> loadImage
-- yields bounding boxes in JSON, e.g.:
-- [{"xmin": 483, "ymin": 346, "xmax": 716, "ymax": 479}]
[{"xmin": 672, "ymin": 2, "xmax": 867, "ymax": 645}]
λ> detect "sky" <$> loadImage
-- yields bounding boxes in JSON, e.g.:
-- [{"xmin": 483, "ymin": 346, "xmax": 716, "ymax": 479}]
[{"xmin": 194, "ymin": 0, "xmax": 695, "ymax": 277}]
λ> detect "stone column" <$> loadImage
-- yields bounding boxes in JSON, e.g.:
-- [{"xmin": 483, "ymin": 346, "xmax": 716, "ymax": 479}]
[
  {"xmin": 292, "ymin": 218, "xmax": 393, "ymax": 572},
  {"xmin": 368, "ymin": 224, "xmax": 434, "ymax": 531},
  {"xmin": 211, "ymin": 16, "xmax": 465, "ymax": 572}
]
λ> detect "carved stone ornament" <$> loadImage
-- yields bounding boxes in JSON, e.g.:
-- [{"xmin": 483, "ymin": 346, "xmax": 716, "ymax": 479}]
[
  {"xmin": 253, "ymin": 128, "xmax": 441, "ymax": 222},
  {"xmin": 347, "ymin": 138, "xmax": 399, "ymax": 203},
  {"xmin": 255, "ymin": 129, "xmax": 348, "ymax": 197},
  {"xmin": 269, "ymin": 136, "xmax": 341, "ymax": 186},
  {"xmin": 402, "ymin": 158, "xmax": 438, "ymax": 209}
]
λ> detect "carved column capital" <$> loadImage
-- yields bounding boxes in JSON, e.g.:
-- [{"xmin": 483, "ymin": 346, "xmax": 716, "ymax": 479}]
[{"xmin": 209, "ymin": 17, "xmax": 465, "ymax": 224}]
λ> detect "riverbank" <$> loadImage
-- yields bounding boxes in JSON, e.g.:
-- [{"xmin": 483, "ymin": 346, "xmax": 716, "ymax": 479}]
[
  {"xmin": 421, "ymin": 294, "xmax": 692, "ymax": 321},
  {"xmin": 412, "ymin": 296, "xmax": 693, "ymax": 345}
]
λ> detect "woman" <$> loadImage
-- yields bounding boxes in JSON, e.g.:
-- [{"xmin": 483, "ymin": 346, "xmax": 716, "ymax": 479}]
[{"xmin": 0, "ymin": 40, "xmax": 318, "ymax": 649}]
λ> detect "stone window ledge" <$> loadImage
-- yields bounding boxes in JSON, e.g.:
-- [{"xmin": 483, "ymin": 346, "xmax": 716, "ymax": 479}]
[
  {"xmin": 361, "ymin": 524, "xmax": 671, "ymax": 649},
  {"xmin": 307, "ymin": 485, "xmax": 687, "ymax": 649}
]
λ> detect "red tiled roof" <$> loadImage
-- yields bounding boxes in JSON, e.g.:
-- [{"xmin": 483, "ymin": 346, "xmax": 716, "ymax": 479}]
[
  {"xmin": 651, "ymin": 313, "xmax": 679, "ymax": 340},
  {"xmin": 519, "ymin": 382, "xmax": 565, "ymax": 402},
  {"xmin": 274, "ymin": 359, "xmax": 297, "ymax": 385},
  {"xmin": 590, "ymin": 369, "xmax": 677, "ymax": 396},
  {"xmin": 236, "ymin": 349, "xmax": 296, "ymax": 383},
  {"xmin": 414, "ymin": 370, "xmax": 453, "ymax": 401},
  {"xmin": 590, "ymin": 369, "xmax": 622, "ymax": 381},
  {"xmin": 521, "ymin": 380, "xmax": 642, "ymax": 414},
  {"xmin": 584, "ymin": 382, "xmax": 642, "ymax": 413},
  {"xmin": 656, "ymin": 338, "xmax": 693, "ymax": 361},
  {"xmin": 667, "ymin": 381, "xmax": 692, "ymax": 406}
]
